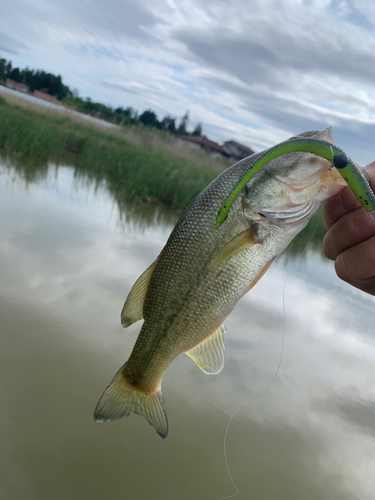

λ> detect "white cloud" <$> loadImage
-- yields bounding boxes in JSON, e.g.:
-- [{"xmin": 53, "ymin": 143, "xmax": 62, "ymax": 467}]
[{"xmin": 1, "ymin": 0, "xmax": 375, "ymax": 163}]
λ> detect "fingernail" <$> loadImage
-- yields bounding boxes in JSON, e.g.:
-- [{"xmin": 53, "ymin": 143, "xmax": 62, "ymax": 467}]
[{"xmin": 336, "ymin": 187, "xmax": 357, "ymax": 210}]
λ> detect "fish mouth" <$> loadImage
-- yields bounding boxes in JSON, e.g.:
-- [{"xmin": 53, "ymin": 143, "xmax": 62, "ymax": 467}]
[{"xmin": 254, "ymin": 198, "xmax": 321, "ymax": 225}]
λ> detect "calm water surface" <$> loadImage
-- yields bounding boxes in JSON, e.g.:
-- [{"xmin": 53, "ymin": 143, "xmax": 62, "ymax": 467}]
[{"xmin": 1, "ymin": 158, "xmax": 375, "ymax": 500}]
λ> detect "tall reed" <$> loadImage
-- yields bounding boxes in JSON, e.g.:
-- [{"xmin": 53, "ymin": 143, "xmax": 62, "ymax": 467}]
[{"xmin": 0, "ymin": 96, "xmax": 218, "ymax": 210}]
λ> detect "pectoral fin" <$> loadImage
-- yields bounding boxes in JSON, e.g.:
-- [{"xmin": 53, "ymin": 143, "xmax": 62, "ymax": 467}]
[
  {"xmin": 121, "ymin": 260, "xmax": 157, "ymax": 328},
  {"xmin": 185, "ymin": 324, "xmax": 226, "ymax": 374},
  {"xmin": 209, "ymin": 227, "xmax": 261, "ymax": 267}
]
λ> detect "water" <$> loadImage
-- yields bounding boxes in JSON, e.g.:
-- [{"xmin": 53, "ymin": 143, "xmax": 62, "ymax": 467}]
[
  {"xmin": 1, "ymin": 158, "xmax": 375, "ymax": 500},
  {"xmin": 0, "ymin": 85, "xmax": 117, "ymax": 129}
]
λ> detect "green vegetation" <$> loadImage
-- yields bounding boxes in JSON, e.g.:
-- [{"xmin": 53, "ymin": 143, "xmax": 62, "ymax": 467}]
[
  {"xmin": 0, "ymin": 56, "xmax": 203, "ymax": 136},
  {"xmin": 0, "ymin": 58, "xmax": 71, "ymax": 101},
  {"xmin": 63, "ymin": 96, "xmax": 140, "ymax": 126},
  {"xmin": 0, "ymin": 96, "xmax": 217, "ymax": 211}
]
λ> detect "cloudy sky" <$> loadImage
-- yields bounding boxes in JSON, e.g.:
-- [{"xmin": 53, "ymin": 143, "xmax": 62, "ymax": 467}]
[{"xmin": 1, "ymin": 0, "xmax": 375, "ymax": 164}]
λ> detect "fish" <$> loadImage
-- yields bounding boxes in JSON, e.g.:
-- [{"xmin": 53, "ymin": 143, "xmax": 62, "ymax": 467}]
[{"xmin": 94, "ymin": 127, "xmax": 347, "ymax": 438}]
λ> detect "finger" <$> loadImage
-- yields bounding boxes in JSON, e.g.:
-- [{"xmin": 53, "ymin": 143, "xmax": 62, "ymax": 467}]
[
  {"xmin": 323, "ymin": 186, "xmax": 361, "ymax": 230},
  {"xmin": 322, "ymin": 207, "xmax": 375, "ymax": 260},
  {"xmin": 323, "ymin": 163, "xmax": 375, "ymax": 230},
  {"xmin": 334, "ymin": 235, "xmax": 375, "ymax": 295}
]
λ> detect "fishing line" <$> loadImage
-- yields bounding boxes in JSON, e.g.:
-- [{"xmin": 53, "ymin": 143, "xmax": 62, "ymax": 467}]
[
  {"xmin": 218, "ymin": 215, "xmax": 320, "ymax": 500},
  {"xmin": 250, "ymin": 214, "xmax": 320, "ymax": 400},
  {"xmin": 219, "ymin": 403, "xmax": 245, "ymax": 500}
]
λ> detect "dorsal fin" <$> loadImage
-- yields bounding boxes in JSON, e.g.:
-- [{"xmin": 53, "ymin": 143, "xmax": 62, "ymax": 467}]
[
  {"xmin": 209, "ymin": 227, "xmax": 261, "ymax": 268},
  {"xmin": 185, "ymin": 324, "xmax": 226, "ymax": 374},
  {"xmin": 121, "ymin": 260, "xmax": 157, "ymax": 328}
]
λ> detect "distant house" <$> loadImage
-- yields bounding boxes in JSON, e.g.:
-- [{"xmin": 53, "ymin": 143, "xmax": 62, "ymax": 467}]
[
  {"xmin": 222, "ymin": 140, "xmax": 254, "ymax": 161},
  {"xmin": 176, "ymin": 135, "xmax": 230, "ymax": 158},
  {"xmin": 5, "ymin": 79, "xmax": 28, "ymax": 93},
  {"xmin": 32, "ymin": 90, "xmax": 60, "ymax": 105}
]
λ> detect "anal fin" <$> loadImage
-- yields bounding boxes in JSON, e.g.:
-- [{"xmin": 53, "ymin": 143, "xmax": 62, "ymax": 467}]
[
  {"xmin": 121, "ymin": 260, "xmax": 157, "ymax": 328},
  {"xmin": 185, "ymin": 324, "xmax": 226, "ymax": 374}
]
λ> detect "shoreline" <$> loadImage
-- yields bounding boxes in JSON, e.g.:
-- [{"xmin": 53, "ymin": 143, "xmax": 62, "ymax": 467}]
[
  {"xmin": 0, "ymin": 92, "xmax": 220, "ymax": 211},
  {"xmin": 0, "ymin": 85, "xmax": 231, "ymax": 173}
]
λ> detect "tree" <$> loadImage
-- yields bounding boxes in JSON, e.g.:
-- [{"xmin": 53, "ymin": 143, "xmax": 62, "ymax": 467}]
[
  {"xmin": 0, "ymin": 58, "xmax": 6, "ymax": 82},
  {"xmin": 167, "ymin": 118, "xmax": 176, "ymax": 133},
  {"xmin": 1, "ymin": 56, "xmax": 198, "ymax": 131},
  {"xmin": 5, "ymin": 61, "xmax": 12, "ymax": 76},
  {"xmin": 8, "ymin": 67, "xmax": 21, "ymax": 82},
  {"xmin": 160, "ymin": 115, "xmax": 176, "ymax": 133},
  {"xmin": 177, "ymin": 111, "xmax": 189, "ymax": 134},
  {"xmin": 192, "ymin": 123, "xmax": 202, "ymax": 136},
  {"xmin": 22, "ymin": 67, "xmax": 34, "ymax": 90},
  {"xmin": 139, "ymin": 109, "xmax": 159, "ymax": 128},
  {"xmin": 115, "ymin": 106, "xmax": 137, "ymax": 119}
]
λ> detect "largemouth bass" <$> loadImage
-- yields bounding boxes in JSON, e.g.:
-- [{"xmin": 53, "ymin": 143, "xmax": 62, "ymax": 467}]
[{"xmin": 94, "ymin": 128, "xmax": 347, "ymax": 438}]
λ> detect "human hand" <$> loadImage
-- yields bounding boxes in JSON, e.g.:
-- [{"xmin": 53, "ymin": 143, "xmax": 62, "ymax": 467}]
[{"xmin": 323, "ymin": 162, "xmax": 375, "ymax": 295}]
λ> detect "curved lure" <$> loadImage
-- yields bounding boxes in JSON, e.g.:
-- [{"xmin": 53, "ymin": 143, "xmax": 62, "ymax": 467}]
[{"xmin": 216, "ymin": 138, "xmax": 375, "ymax": 228}]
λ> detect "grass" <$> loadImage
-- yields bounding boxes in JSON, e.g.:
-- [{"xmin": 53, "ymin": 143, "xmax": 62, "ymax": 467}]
[
  {"xmin": 0, "ymin": 88, "xmax": 232, "ymax": 172},
  {"xmin": 0, "ymin": 94, "xmax": 220, "ymax": 211}
]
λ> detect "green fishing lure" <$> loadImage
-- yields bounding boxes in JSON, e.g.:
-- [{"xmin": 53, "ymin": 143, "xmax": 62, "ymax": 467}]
[{"xmin": 216, "ymin": 138, "xmax": 375, "ymax": 228}]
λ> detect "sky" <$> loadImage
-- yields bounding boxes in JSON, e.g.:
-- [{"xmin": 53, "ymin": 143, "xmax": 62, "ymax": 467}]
[{"xmin": 1, "ymin": 0, "xmax": 375, "ymax": 164}]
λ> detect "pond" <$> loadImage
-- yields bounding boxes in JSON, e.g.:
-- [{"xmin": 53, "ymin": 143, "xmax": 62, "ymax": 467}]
[{"xmin": 1, "ymin": 157, "xmax": 375, "ymax": 500}]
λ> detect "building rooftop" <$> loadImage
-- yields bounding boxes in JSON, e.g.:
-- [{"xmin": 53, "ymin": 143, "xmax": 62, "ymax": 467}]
[{"xmin": 175, "ymin": 135, "xmax": 229, "ymax": 156}]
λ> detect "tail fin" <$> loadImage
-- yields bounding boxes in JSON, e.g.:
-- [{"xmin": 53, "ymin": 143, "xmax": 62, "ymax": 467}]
[{"xmin": 94, "ymin": 366, "xmax": 168, "ymax": 439}]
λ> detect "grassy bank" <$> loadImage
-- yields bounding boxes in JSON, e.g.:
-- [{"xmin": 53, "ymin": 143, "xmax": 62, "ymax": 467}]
[
  {"xmin": 0, "ymin": 88, "xmax": 232, "ymax": 172},
  {"xmin": 0, "ymin": 95, "xmax": 219, "ymax": 210}
]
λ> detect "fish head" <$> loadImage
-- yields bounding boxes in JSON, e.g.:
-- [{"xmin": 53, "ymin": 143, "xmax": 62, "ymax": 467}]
[{"xmin": 243, "ymin": 128, "xmax": 347, "ymax": 226}]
